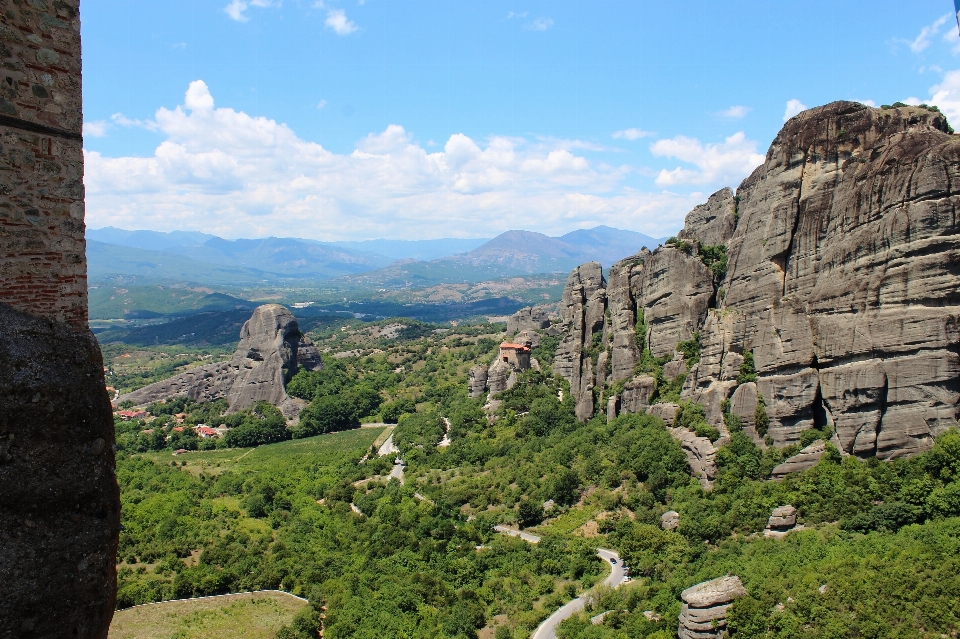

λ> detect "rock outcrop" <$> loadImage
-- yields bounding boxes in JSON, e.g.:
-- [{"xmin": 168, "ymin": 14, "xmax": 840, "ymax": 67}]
[
  {"xmin": 468, "ymin": 365, "xmax": 489, "ymax": 399},
  {"xmin": 661, "ymin": 510, "xmax": 680, "ymax": 531},
  {"xmin": 764, "ymin": 505, "xmax": 799, "ymax": 538},
  {"xmin": 554, "ymin": 101, "xmax": 960, "ymax": 461},
  {"xmin": 669, "ymin": 427, "xmax": 719, "ymax": 490},
  {"xmin": 770, "ymin": 440, "xmax": 828, "ymax": 478},
  {"xmin": 118, "ymin": 304, "xmax": 322, "ymax": 418},
  {"xmin": 678, "ymin": 575, "xmax": 747, "ymax": 639},
  {"xmin": 506, "ymin": 306, "xmax": 552, "ymax": 335}
]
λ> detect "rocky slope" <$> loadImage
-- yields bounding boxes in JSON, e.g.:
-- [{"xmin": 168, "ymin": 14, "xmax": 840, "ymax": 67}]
[
  {"xmin": 118, "ymin": 304, "xmax": 322, "ymax": 418},
  {"xmin": 551, "ymin": 101, "xmax": 960, "ymax": 461}
]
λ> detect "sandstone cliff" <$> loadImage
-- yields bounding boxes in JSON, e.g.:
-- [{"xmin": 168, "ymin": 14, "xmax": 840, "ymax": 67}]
[
  {"xmin": 118, "ymin": 304, "xmax": 322, "ymax": 419},
  {"xmin": 551, "ymin": 101, "xmax": 960, "ymax": 461}
]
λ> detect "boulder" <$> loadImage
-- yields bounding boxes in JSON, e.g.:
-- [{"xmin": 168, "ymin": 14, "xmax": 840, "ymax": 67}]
[
  {"xmin": 678, "ymin": 576, "xmax": 747, "ymax": 639},
  {"xmin": 118, "ymin": 305, "xmax": 323, "ymax": 419},
  {"xmin": 647, "ymin": 402, "xmax": 680, "ymax": 426},
  {"xmin": 661, "ymin": 510, "xmax": 680, "ymax": 530},
  {"xmin": 770, "ymin": 440, "xmax": 827, "ymax": 478},
  {"xmin": 768, "ymin": 505, "xmax": 798, "ymax": 530},
  {"xmin": 663, "ymin": 353, "xmax": 688, "ymax": 381},
  {"xmin": 607, "ymin": 395, "xmax": 620, "ymax": 423},
  {"xmin": 669, "ymin": 427, "xmax": 719, "ymax": 491}
]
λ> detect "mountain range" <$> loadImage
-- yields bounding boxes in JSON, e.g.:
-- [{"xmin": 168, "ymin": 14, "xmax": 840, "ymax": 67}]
[{"xmin": 86, "ymin": 226, "xmax": 664, "ymax": 286}]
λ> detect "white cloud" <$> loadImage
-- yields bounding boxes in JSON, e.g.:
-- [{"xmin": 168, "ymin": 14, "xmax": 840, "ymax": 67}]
[
  {"xmin": 83, "ymin": 121, "xmax": 108, "ymax": 137},
  {"xmin": 224, "ymin": 0, "xmax": 276, "ymax": 22},
  {"xmin": 650, "ymin": 132, "xmax": 764, "ymax": 188},
  {"xmin": 854, "ymin": 99, "xmax": 877, "ymax": 107},
  {"xmin": 910, "ymin": 14, "xmax": 950, "ymax": 53},
  {"xmin": 929, "ymin": 70, "xmax": 960, "ymax": 121},
  {"xmin": 84, "ymin": 82, "xmax": 704, "ymax": 241},
  {"xmin": 317, "ymin": 99, "xmax": 327, "ymax": 109},
  {"xmin": 325, "ymin": 8, "xmax": 358, "ymax": 35},
  {"xmin": 526, "ymin": 17, "xmax": 554, "ymax": 31},
  {"xmin": 110, "ymin": 113, "xmax": 160, "ymax": 132},
  {"xmin": 506, "ymin": 11, "xmax": 528, "ymax": 19},
  {"xmin": 783, "ymin": 99, "xmax": 808, "ymax": 122},
  {"xmin": 612, "ymin": 128, "xmax": 654, "ymax": 141},
  {"xmin": 173, "ymin": 42, "xmax": 187, "ymax": 50},
  {"xmin": 718, "ymin": 105, "xmax": 751, "ymax": 119}
]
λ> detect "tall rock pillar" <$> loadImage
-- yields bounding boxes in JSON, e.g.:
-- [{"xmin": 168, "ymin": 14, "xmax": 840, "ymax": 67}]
[{"xmin": 0, "ymin": 2, "xmax": 120, "ymax": 638}]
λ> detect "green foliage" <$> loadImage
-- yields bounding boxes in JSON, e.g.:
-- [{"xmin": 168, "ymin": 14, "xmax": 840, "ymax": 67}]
[
  {"xmin": 532, "ymin": 333, "xmax": 562, "ymax": 367},
  {"xmin": 675, "ymin": 333, "xmax": 701, "ymax": 367},
  {"xmin": 518, "ymin": 499, "xmax": 545, "ymax": 528},
  {"xmin": 380, "ymin": 397, "xmax": 416, "ymax": 423},
  {"xmin": 754, "ymin": 394, "xmax": 769, "ymax": 437},
  {"xmin": 697, "ymin": 244, "xmax": 728, "ymax": 281},
  {"xmin": 664, "ymin": 237, "xmax": 693, "ymax": 254},
  {"xmin": 737, "ymin": 351, "xmax": 758, "ymax": 384},
  {"xmin": 294, "ymin": 395, "xmax": 358, "ymax": 438},
  {"xmin": 394, "ymin": 410, "xmax": 447, "ymax": 452},
  {"xmin": 634, "ymin": 308, "xmax": 647, "ymax": 353}
]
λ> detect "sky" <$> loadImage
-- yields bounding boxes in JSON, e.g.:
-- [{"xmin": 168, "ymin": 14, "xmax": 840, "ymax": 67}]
[{"xmin": 80, "ymin": 0, "xmax": 960, "ymax": 241}]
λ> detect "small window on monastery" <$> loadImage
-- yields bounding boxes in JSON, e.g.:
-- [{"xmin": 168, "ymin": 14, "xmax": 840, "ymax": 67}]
[{"xmin": 503, "ymin": 357, "xmax": 509, "ymax": 362}]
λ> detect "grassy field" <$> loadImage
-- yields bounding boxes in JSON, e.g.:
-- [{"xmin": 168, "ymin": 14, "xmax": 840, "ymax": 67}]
[
  {"xmin": 141, "ymin": 426, "xmax": 387, "ymax": 476},
  {"xmin": 108, "ymin": 591, "xmax": 307, "ymax": 639}
]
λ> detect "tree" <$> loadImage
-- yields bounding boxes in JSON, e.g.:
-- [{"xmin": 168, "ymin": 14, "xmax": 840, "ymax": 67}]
[{"xmin": 294, "ymin": 395, "xmax": 357, "ymax": 438}]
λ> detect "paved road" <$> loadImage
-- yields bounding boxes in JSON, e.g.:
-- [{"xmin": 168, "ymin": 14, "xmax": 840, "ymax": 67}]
[
  {"xmin": 493, "ymin": 524, "xmax": 542, "ymax": 544},
  {"xmin": 378, "ymin": 434, "xmax": 399, "ymax": 457},
  {"xmin": 530, "ymin": 548, "xmax": 627, "ymax": 639},
  {"xmin": 389, "ymin": 460, "xmax": 405, "ymax": 483}
]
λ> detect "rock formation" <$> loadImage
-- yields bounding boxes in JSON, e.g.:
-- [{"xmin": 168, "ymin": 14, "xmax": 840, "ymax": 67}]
[
  {"xmin": 669, "ymin": 427, "xmax": 719, "ymax": 491},
  {"xmin": 764, "ymin": 505, "xmax": 799, "ymax": 538},
  {"xmin": 678, "ymin": 575, "xmax": 747, "ymax": 639},
  {"xmin": 118, "ymin": 304, "xmax": 322, "ymax": 419},
  {"xmin": 506, "ymin": 306, "xmax": 551, "ymax": 335},
  {"xmin": 553, "ymin": 101, "xmax": 960, "ymax": 461},
  {"xmin": 661, "ymin": 510, "xmax": 680, "ymax": 531},
  {"xmin": 770, "ymin": 440, "xmax": 828, "ymax": 478},
  {"xmin": 468, "ymin": 365, "xmax": 489, "ymax": 398}
]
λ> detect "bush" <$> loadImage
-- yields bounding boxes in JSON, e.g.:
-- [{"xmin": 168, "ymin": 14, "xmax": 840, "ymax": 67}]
[
  {"xmin": 295, "ymin": 395, "xmax": 358, "ymax": 438},
  {"xmin": 381, "ymin": 397, "xmax": 416, "ymax": 423},
  {"xmin": 518, "ymin": 499, "xmax": 544, "ymax": 528}
]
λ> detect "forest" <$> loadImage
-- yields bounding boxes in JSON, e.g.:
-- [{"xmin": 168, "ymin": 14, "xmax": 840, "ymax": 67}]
[{"xmin": 112, "ymin": 316, "xmax": 960, "ymax": 638}]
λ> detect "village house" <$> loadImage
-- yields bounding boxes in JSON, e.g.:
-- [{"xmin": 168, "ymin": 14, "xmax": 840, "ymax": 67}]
[
  {"xmin": 117, "ymin": 409, "xmax": 147, "ymax": 421},
  {"xmin": 195, "ymin": 425, "xmax": 221, "ymax": 439}
]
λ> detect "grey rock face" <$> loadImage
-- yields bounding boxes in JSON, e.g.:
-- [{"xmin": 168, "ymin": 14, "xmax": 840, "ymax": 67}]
[
  {"xmin": 506, "ymin": 306, "xmax": 551, "ymax": 335},
  {"xmin": 678, "ymin": 575, "xmax": 747, "ymax": 639},
  {"xmin": 677, "ymin": 187, "xmax": 738, "ymax": 248},
  {"xmin": 661, "ymin": 510, "xmax": 680, "ymax": 530},
  {"xmin": 555, "ymin": 102, "xmax": 960, "ymax": 460},
  {"xmin": 468, "ymin": 365, "xmax": 489, "ymax": 398},
  {"xmin": 621, "ymin": 375, "xmax": 656, "ymax": 414},
  {"xmin": 770, "ymin": 440, "xmax": 827, "ymax": 478},
  {"xmin": 118, "ymin": 305, "xmax": 323, "ymax": 418},
  {"xmin": 648, "ymin": 402, "xmax": 680, "ymax": 426},
  {"xmin": 486, "ymin": 359, "xmax": 511, "ymax": 395},
  {"xmin": 669, "ymin": 427, "xmax": 719, "ymax": 490},
  {"xmin": 0, "ymin": 304, "xmax": 120, "ymax": 639},
  {"xmin": 768, "ymin": 505, "xmax": 798, "ymax": 530}
]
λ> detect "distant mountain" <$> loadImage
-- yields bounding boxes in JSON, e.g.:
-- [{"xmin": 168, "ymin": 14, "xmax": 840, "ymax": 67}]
[
  {"xmin": 87, "ymin": 227, "xmax": 217, "ymax": 251},
  {"xmin": 161, "ymin": 237, "xmax": 393, "ymax": 278},
  {"xmin": 558, "ymin": 226, "xmax": 661, "ymax": 265},
  {"xmin": 86, "ymin": 240, "xmax": 287, "ymax": 286},
  {"xmin": 329, "ymin": 238, "xmax": 489, "ymax": 261},
  {"xmin": 338, "ymin": 227, "xmax": 665, "ymax": 287}
]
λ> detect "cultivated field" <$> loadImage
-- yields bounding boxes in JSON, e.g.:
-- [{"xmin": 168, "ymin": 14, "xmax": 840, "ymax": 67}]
[{"xmin": 108, "ymin": 591, "xmax": 307, "ymax": 639}]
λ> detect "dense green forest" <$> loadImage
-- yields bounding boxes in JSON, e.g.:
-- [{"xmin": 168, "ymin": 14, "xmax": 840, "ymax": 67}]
[{"xmin": 112, "ymin": 317, "xmax": 960, "ymax": 638}]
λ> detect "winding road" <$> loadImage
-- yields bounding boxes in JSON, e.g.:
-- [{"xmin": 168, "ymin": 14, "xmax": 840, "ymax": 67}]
[{"xmin": 492, "ymin": 526, "xmax": 628, "ymax": 639}]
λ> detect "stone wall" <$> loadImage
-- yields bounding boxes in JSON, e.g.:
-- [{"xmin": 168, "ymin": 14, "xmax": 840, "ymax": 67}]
[
  {"xmin": 0, "ymin": 0, "xmax": 86, "ymax": 327},
  {"xmin": 0, "ymin": 2, "xmax": 119, "ymax": 638}
]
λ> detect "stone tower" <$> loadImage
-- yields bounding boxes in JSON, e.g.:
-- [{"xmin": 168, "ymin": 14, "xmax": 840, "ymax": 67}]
[{"xmin": 0, "ymin": 2, "xmax": 119, "ymax": 638}]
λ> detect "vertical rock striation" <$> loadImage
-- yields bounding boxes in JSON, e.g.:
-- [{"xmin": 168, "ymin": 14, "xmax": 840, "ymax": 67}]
[
  {"xmin": 678, "ymin": 576, "xmax": 747, "ymax": 639},
  {"xmin": 551, "ymin": 101, "xmax": 960, "ymax": 462}
]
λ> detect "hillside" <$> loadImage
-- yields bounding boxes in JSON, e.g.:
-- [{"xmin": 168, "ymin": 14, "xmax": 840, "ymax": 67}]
[{"xmin": 105, "ymin": 102, "xmax": 960, "ymax": 639}]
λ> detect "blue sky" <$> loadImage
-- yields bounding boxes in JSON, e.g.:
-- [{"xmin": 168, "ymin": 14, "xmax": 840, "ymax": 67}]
[{"xmin": 81, "ymin": 0, "xmax": 960, "ymax": 241}]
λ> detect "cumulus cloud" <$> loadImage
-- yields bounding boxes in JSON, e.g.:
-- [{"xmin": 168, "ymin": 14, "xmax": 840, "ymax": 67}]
[
  {"xmin": 783, "ymin": 99, "xmax": 807, "ymax": 122},
  {"xmin": 612, "ymin": 128, "xmax": 654, "ymax": 141},
  {"xmin": 224, "ymin": 0, "xmax": 276, "ymax": 22},
  {"xmin": 526, "ymin": 17, "xmax": 554, "ymax": 31},
  {"xmin": 325, "ymin": 8, "xmax": 358, "ymax": 35},
  {"xmin": 650, "ymin": 132, "xmax": 764, "ymax": 188},
  {"xmin": 718, "ymin": 105, "xmax": 751, "ymax": 119},
  {"xmin": 929, "ymin": 70, "xmax": 960, "ymax": 121},
  {"xmin": 83, "ymin": 121, "xmax": 108, "ymax": 138},
  {"xmin": 910, "ymin": 14, "xmax": 950, "ymax": 53},
  {"xmin": 84, "ymin": 82, "xmax": 704, "ymax": 240}
]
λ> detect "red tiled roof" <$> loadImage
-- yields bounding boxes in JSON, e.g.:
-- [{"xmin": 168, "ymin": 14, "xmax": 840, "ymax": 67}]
[{"xmin": 499, "ymin": 342, "xmax": 530, "ymax": 351}]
